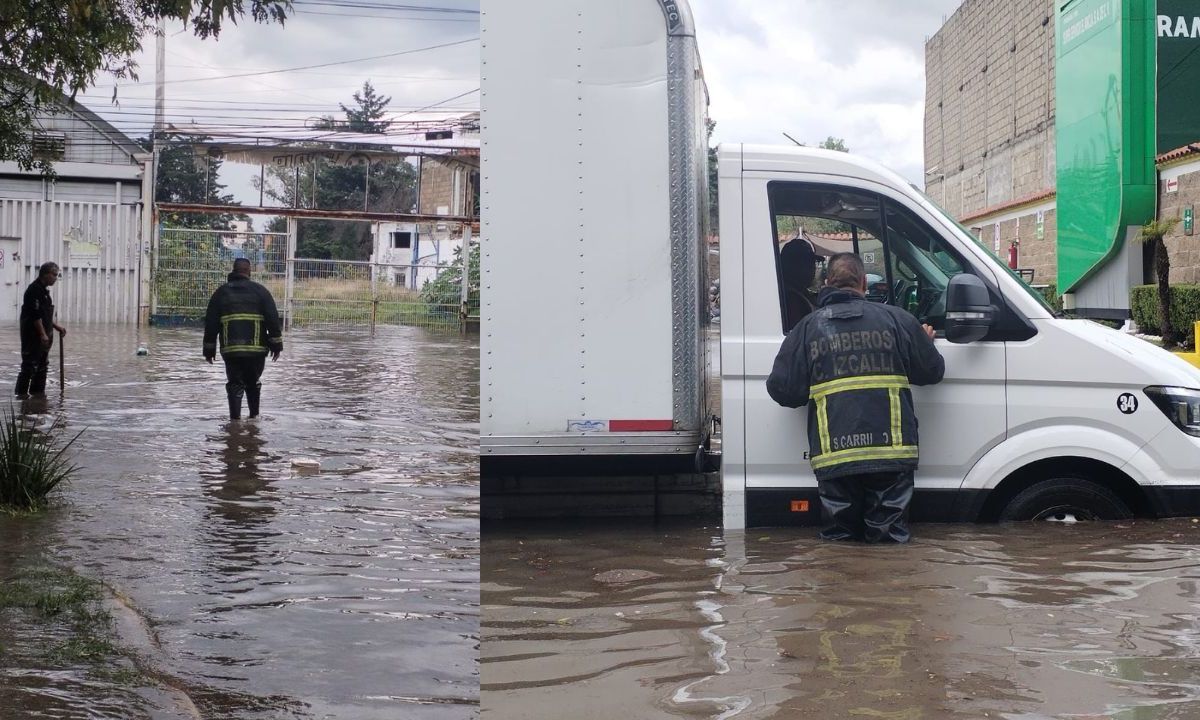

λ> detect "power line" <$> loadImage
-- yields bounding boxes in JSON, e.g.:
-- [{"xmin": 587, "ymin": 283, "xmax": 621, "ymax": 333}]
[
  {"xmin": 389, "ymin": 87, "xmax": 479, "ymax": 121},
  {"xmin": 116, "ymin": 37, "xmax": 478, "ymax": 88},
  {"xmin": 152, "ymin": 64, "xmax": 477, "ymax": 80},
  {"xmin": 291, "ymin": 1, "xmax": 478, "ymax": 13},
  {"xmin": 296, "ymin": 9, "xmax": 476, "ymax": 21}
]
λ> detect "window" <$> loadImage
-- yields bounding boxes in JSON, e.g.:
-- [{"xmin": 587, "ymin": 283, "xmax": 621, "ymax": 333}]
[
  {"xmin": 879, "ymin": 200, "xmax": 965, "ymax": 330},
  {"xmin": 32, "ymin": 132, "xmax": 66, "ymax": 161},
  {"xmin": 391, "ymin": 231, "xmax": 412, "ymax": 250},
  {"xmin": 768, "ymin": 182, "xmax": 989, "ymax": 335},
  {"xmin": 768, "ymin": 184, "xmax": 883, "ymax": 332}
]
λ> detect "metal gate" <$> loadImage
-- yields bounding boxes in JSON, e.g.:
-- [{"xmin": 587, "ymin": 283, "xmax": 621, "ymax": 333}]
[{"xmin": 0, "ymin": 198, "xmax": 143, "ymax": 324}]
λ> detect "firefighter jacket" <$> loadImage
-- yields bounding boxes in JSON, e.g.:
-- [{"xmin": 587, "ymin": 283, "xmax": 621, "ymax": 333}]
[
  {"xmin": 766, "ymin": 287, "xmax": 945, "ymax": 481},
  {"xmin": 203, "ymin": 273, "xmax": 283, "ymax": 359}
]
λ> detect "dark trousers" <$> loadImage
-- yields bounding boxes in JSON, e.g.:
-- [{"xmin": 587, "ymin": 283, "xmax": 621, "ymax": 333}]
[
  {"xmin": 223, "ymin": 355, "xmax": 266, "ymax": 419},
  {"xmin": 15, "ymin": 340, "xmax": 51, "ymax": 395},
  {"xmin": 817, "ymin": 470, "xmax": 915, "ymax": 544}
]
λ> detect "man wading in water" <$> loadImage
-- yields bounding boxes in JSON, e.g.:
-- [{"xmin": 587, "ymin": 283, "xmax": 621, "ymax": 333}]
[
  {"xmin": 203, "ymin": 258, "xmax": 283, "ymax": 420},
  {"xmin": 15, "ymin": 262, "xmax": 67, "ymax": 396},
  {"xmin": 766, "ymin": 253, "xmax": 944, "ymax": 543}
]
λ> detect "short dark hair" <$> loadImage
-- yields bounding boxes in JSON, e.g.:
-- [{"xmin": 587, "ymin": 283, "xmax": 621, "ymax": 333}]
[
  {"xmin": 825, "ymin": 252, "xmax": 865, "ymax": 290},
  {"xmin": 232, "ymin": 258, "xmax": 251, "ymax": 274},
  {"xmin": 38, "ymin": 262, "xmax": 60, "ymax": 279}
]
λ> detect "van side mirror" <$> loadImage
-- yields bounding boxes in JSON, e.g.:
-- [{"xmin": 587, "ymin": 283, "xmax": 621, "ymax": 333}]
[{"xmin": 944, "ymin": 273, "xmax": 993, "ymax": 344}]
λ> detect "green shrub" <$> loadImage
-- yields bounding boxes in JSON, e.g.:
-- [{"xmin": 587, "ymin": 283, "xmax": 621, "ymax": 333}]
[
  {"xmin": 419, "ymin": 242, "xmax": 480, "ymax": 316},
  {"xmin": 1038, "ymin": 284, "xmax": 1064, "ymax": 313},
  {"xmin": 1130, "ymin": 284, "xmax": 1200, "ymax": 350},
  {"xmin": 0, "ymin": 409, "xmax": 82, "ymax": 510}
]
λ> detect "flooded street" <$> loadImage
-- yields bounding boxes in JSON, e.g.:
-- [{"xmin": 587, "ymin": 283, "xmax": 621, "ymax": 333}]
[
  {"xmin": 0, "ymin": 324, "xmax": 478, "ymax": 719},
  {"xmin": 483, "ymin": 521, "xmax": 1200, "ymax": 719}
]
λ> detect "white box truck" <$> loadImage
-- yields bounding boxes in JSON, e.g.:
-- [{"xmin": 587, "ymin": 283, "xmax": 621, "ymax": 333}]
[{"xmin": 481, "ymin": 0, "xmax": 1200, "ymax": 529}]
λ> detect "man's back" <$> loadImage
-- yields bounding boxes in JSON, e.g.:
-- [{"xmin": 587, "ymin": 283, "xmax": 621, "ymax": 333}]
[
  {"xmin": 767, "ymin": 286, "xmax": 945, "ymax": 481},
  {"xmin": 203, "ymin": 273, "xmax": 282, "ymax": 358}
]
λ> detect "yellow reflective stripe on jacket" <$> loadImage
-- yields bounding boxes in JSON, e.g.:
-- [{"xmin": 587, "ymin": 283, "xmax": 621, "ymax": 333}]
[
  {"xmin": 221, "ymin": 313, "xmax": 263, "ymax": 350},
  {"xmin": 810, "ymin": 445, "xmax": 919, "ymax": 470},
  {"xmin": 810, "ymin": 374, "xmax": 909, "ymax": 400},
  {"xmin": 221, "ymin": 344, "xmax": 268, "ymax": 354},
  {"xmin": 817, "ymin": 396, "xmax": 832, "ymax": 455},
  {"xmin": 889, "ymin": 387, "xmax": 903, "ymax": 447}
]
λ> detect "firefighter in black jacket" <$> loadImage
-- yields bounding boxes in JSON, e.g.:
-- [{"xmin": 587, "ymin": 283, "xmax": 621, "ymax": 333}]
[
  {"xmin": 767, "ymin": 253, "xmax": 945, "ymax": 543},
  {"xmin": 203, "ymin": 258, "xmax": 283, "ymax": 420}
]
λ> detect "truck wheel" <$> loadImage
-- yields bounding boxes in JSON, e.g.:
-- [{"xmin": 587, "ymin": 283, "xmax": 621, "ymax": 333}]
[{"xmin": 998, "ymin": 478, "xmax": 1132, "ymax": 522}]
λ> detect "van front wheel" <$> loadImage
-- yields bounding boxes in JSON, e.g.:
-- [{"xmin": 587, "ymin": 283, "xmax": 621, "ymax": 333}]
[{"xmin": 999, "ymin": 478, "xmax": 1132, "ymax": 522}]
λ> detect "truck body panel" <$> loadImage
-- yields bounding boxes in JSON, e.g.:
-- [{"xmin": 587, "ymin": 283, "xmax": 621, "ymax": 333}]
[{"xmin": 481, "ymin": 0, "xmax": 709, "ymax": 462}]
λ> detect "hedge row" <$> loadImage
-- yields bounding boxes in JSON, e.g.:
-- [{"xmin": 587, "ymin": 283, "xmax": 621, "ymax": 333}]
[{"xmin": 1130, "ymin": 284, "xmax": 1200, "ymax": 349}]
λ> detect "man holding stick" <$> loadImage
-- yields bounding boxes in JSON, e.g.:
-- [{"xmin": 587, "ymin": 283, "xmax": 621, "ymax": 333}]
[{"xmin": 15, "ymin": 262, "xmax": 67, "ymax": 396}]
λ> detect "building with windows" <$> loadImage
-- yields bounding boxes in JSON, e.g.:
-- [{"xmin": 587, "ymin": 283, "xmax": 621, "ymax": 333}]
[
  {"xmin": 0, "ymin": 97, "xmax": 150, "ymax": 323},
  {"xmin": 925, "ymin": 0, "xmax": 1200, "ymax": 315}
]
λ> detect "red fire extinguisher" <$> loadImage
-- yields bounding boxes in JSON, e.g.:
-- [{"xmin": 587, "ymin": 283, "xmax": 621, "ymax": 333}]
[{"xmin": 1007, "ymin": 240, "xmax": 1019, "ymax": 269}]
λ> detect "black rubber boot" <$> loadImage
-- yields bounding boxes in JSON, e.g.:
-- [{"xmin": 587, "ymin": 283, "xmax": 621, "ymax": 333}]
[
  {"xmin": 862, "ymin": 472, "xmax": 914, "ymax": 544},
  {"xmin": 246, "ymin": 383, "xmax": 260, "ymax": 419},
  {"xmin": 817, "ymin": 476, "xmax": 863, "ymax": 541},
  {"xmin": 226, "ymin": 382, "xmax": 244, "ymax": 420}
]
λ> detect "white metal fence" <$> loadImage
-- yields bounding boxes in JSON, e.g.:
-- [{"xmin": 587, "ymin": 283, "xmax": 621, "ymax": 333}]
[{"xmin": 0, "ymin": 198, "xmax": 143, "ymax": 324}]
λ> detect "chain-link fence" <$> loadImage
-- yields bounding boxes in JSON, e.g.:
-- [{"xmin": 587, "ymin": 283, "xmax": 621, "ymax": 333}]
[
  {"xmin": 154, "ymin": 228, "xmax": 287, "ymax": 320},
  {"xmin": 152, "ymin": 225, "xmax": 478, "ymax": 332}
]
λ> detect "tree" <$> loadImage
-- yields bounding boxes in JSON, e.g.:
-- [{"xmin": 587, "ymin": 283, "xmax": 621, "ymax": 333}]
[
  {"xmin": 707, "ymin": 118, "xmax": 718, "ymax": 232},
  {"xmin": 146, "ymin": 134, "xmax": 246, "ymax": 230},
  {"xmin": 817, "ymin": 136, "xmax": 849, "ymax": 152},
  {"xmin": 1, "ymin": 1, "xmax": 290, "ymax": 176},
  {"xmin": 331, "ymin": 81, "xmax": 391, "ymax": 134},
  {"xmin": 1138, "ymin": 216, "xmax": 1183, "ymax": 346},
  {"xmin": 257, "ymin": 81, "xmax": 418, "ymax": 259}
]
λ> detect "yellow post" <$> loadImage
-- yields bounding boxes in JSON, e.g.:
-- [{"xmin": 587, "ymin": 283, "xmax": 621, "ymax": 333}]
[{"xmin": 1182, "ymin": 321, "xmax": 1200, "ymax": 369}]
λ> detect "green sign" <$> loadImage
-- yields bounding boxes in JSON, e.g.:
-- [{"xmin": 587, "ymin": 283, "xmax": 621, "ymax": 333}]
[
  {"xmin": 1185, "ymin": 205, "xmax": 1195, "ymax": 234},
  {"xmin": 1056, "ymin": 0, "xmax": 1157, "ymax": 293},
  {"xmin": 1157, "ymin": 0, "xmax": 1200, "ymax": 152}
]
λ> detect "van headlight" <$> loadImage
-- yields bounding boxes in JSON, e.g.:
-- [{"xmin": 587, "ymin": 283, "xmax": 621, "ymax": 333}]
[{"xmin": 1145, "ymin": 387, "xmax": 1200, "ymax": 437}]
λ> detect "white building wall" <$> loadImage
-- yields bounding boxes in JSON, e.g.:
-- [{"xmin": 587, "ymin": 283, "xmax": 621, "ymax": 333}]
[{"xmin": 0, "ymin": 190, "xmax": 143, "ymax": 324}]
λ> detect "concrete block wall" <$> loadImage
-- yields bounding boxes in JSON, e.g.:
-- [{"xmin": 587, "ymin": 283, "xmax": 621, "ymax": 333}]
[
  {"xmin": 970, "ymin": 206, "xmax": 1058, "ymax": 286},
  {"xmin": 418, "ymin": 160, "xmax": 457, "ymax": 215},
  {"xmin": 925, "ymin": 0, "xmax": 1056, "ymax": 217}
]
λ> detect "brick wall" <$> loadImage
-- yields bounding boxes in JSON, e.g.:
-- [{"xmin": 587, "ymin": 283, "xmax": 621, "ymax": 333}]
[
  {"xmin": 419, "ymin": 160, "xmax": 457, "ymax": 215},
  {"xmin": 1157, "ymin": 165, "xmax": 1200, "ymax": 285},
  {"xmin": 926, "ymin": 1, "xmax": 1200, "ymax": 292},
  {"xmin": 924, "ymin": 0, "xmax": 1056, "ymax": 217},
  {"xmin": 969, "ymin": 206, "xmax": 1057, "ymax": 286}
]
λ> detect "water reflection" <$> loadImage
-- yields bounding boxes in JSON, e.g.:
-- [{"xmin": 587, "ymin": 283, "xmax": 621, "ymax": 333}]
[
  {"xmin": 482, "ymin": 521, "xmax": 1200, "ymax": 719},
  {"xmin": 0, "ymin": 324, "xmax": 478, "ymax": 719}
]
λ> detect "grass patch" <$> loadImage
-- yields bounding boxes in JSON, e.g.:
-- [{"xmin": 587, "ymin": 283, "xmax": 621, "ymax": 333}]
[
  {"xmin": 0, "ymin": 408, "xmax": 82, "ymax": 511},
  {"xmin": 155, "ymin": 276, "xmax": 470, "ymax": 330},
  {"xmin": 0, "ymin": 566, "xmax": 129, "ymax": 669}
]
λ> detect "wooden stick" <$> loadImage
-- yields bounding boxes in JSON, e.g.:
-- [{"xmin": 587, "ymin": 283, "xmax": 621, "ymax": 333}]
[{"xmin": 58, "ymin": 334, "xmax": 64, "ymax": 391}]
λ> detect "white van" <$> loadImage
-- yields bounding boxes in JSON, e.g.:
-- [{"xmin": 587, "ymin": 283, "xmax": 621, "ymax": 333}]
[
  {"xmin": 719, "ymin": 143, "xmax": 1200, "ymax": 529},
  {"xmin": 480, "ymin": 0, "xmax": 1200, "ymax": 529}
]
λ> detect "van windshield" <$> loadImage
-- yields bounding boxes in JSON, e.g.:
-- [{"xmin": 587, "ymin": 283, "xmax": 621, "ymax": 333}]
[{"xmin": 911, "ymin": 185, "xmax": 1060, "ymax": 317}]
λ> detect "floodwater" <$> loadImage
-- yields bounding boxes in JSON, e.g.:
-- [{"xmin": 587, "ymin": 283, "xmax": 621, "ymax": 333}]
[
  {"xmin": 483, "ymin": 520, "xmax": 1200, "ymax": 719},
  {"xmin": 0, "ymin": 324, "xmax": 479, "ymax": 719}
]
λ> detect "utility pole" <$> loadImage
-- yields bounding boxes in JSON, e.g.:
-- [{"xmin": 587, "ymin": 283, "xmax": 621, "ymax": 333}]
[
  {"xmin": 147, "ymin": 17, "xmax": 165, "ymax": 322},
  {"xmin": 153, "ymin": 17, "xmax": 165, "ymax": 183}
]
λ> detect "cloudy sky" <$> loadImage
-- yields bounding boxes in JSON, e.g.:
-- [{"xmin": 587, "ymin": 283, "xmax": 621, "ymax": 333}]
[{"xmin": 86, "ymin": 0, "xmax": 963, "ymax": 199}]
